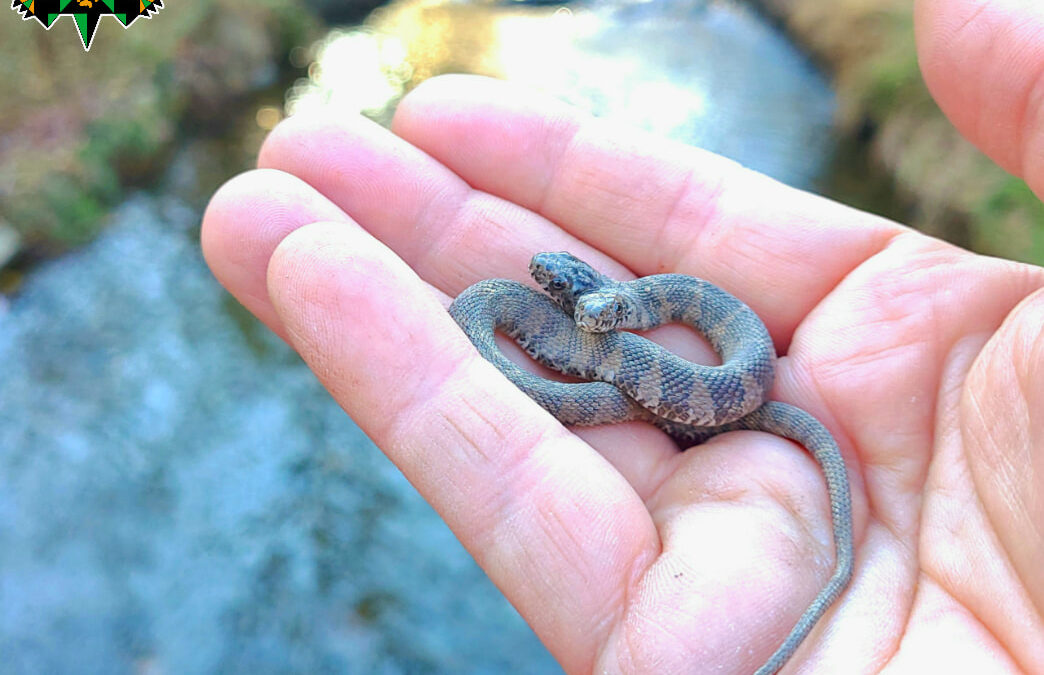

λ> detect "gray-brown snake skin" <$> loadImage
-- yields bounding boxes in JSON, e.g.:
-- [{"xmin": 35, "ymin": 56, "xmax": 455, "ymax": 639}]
[{"xmin": 448, "ymin": 252, "xmax": 853, "ymax": 675}]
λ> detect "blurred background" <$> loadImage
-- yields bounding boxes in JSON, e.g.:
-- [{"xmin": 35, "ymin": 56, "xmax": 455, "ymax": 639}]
[{"xmin": 1, "ymin": 0, "xmax": 1041, "ymax": 672}]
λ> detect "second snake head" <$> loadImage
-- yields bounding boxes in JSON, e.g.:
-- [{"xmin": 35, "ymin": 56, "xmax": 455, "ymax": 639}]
[{"xmin": 529, "ymin": 251, "xmax": 605, "ymax": 315}]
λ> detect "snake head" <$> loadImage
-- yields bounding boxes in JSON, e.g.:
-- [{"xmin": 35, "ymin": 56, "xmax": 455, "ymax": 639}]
[
  {"xmin": 573, "ymin": 290, "xmax": 631, "ymax": 332},
  {"xmin": 529, "ymin": 251, "xmax": 605, "ymax": 314}
]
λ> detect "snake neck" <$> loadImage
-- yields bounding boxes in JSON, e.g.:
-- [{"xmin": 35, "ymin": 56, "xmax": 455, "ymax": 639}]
[{"xmin": 618, "ymin": 275, "xmax": 775, "ymax": 365}]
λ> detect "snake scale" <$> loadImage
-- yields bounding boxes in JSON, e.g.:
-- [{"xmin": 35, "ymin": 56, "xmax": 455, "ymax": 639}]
[{"xmin": 448, "ymin": 252, "xmax": 853, "ymax": 675}]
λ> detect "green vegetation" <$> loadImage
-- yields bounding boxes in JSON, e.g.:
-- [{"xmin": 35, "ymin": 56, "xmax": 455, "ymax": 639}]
[{"xmin": 0, "ymin": 0, "xmax": 320, "ymax": 257}]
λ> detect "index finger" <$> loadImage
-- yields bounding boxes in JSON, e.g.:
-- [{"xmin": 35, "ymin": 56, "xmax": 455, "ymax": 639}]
[{"xmin": 392, "ymin": 75, "xmax": 905, "ymax": 344}]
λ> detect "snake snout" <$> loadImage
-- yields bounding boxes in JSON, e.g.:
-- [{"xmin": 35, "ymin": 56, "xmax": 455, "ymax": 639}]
[
  {"xmin": 528, "ymin": 252, "xmax": 563, "ymax": 292},
  {"xmin": 575, "ymin": 292, "xmax": 623, "ymax": 332}
]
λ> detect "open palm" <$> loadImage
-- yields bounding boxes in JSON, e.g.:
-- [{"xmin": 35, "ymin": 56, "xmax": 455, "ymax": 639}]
[{"xmin": 202, "ymin": 2, "xmax": 1044, "ymax": 671}]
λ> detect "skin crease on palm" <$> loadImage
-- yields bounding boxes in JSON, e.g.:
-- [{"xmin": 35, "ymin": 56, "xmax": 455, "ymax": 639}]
[{"xmin": 200, "ymin": 0, "xmax": 1044, "ymax": 672}]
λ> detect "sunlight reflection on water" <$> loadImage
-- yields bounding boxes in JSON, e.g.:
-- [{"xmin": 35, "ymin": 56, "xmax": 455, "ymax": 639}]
[{"xmin": 285, "ymin": 0, "xmax": 834, "ymax": 187}]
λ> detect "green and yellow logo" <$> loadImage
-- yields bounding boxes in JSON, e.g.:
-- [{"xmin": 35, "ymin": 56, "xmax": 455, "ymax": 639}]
[{"xmin": 12, "ymin": 0, "xmax": 164, "ymax": 51}]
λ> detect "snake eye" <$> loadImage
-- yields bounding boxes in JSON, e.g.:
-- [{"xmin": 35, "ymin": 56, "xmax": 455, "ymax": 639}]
[
  {"xmin": 613, "ymin": 302, "xmax": 624, "ymax": 316},
  {"xmin": 550, "ymin": 278, "xmax": 567, "ymax": 290}
]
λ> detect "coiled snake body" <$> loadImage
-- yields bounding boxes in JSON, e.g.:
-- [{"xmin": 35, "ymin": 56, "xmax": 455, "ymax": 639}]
[{"xmin": 448, "ymin": 252, "xmax": 853, "ymax": 675}]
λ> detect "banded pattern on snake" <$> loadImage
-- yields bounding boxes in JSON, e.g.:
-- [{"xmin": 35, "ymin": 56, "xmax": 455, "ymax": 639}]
[{"xmin": 448, "ymin": 252, "xmax": 853, "ymax": 675}]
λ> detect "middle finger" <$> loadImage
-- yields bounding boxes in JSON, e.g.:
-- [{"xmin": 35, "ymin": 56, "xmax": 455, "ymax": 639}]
[{"xmin": 257, "ymin": 112, "xmax": 632, "ymax": 291}]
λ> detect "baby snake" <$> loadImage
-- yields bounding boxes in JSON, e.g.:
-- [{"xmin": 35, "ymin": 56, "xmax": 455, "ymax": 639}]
[{"xmin": 448, "ymin": 252, "xmax": 853, "ymax": 675}]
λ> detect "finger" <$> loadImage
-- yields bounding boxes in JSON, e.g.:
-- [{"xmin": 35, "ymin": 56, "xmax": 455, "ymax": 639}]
[
  {"xmin": 392, "ymin": 75, "xmax": 904, "ymax": 343},
  {"xmin": 915, "ymin": 0, "xmax": 1044, "ymax": 198},
  {"xmin": 256, "ymin": 111, "xmax": 631, "ymax": 294},
  {"xmin": 266, "ymin": 221, "xmax": 661, "ymax": 673},
  {"xmin": 963, "ymin": 288, "xmax": 1044, "ymax": 619},
  {"xmin": 201, "ymin": 169, "xmax": 354, "ymax": 340},
  {"xmin": 251, "ymin": 111, "xmax": 722, "ymax": 366},
  {"xmin": 201, "ymin": 166, "xmax": 702, "ymax": 484}
]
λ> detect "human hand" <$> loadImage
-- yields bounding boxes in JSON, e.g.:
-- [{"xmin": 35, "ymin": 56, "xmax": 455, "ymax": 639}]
[{"xmin": 201, "ymin": 1, "xmax": 1044, "ymax": 671}]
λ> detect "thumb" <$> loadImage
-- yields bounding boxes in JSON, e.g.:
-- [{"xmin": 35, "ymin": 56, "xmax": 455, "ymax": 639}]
[
  {"xmin": 962, "ymin": 287, "xmax": 1044, "ymax": 614},
  {"xmin": 914, "ymin": 0, "xmax": 1044, "ymax": 198}
]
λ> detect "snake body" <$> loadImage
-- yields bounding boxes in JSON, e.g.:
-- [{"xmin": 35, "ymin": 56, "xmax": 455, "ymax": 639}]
[{"xmin": 448, "ymin": 252, "xmax": 853, "ymax": 675}]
